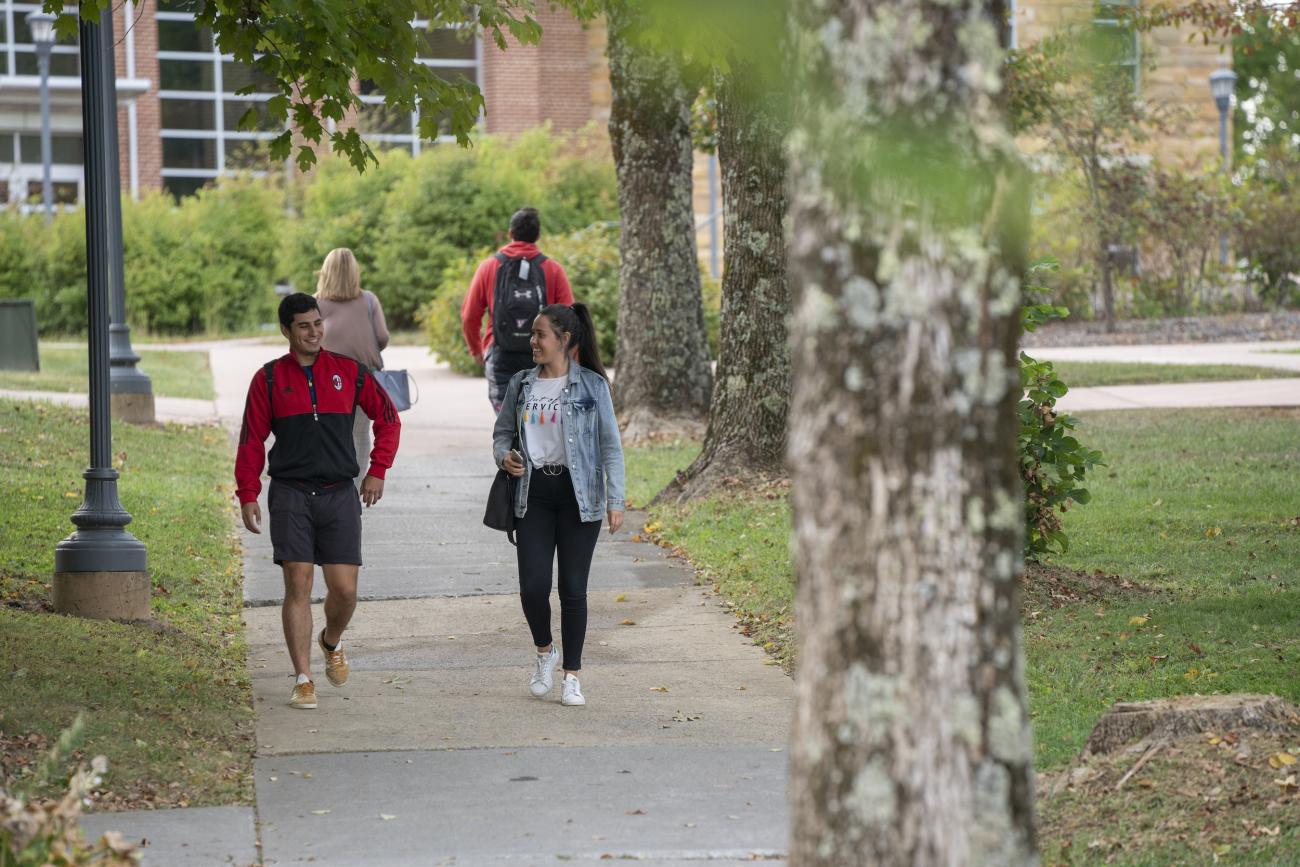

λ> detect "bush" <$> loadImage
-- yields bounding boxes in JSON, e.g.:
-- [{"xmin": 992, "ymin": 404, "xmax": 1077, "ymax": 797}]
[
  {"xmin": 1019, "ymin": 258, "xmax": 1105, "ymax": 558},
  {"xmin": 1235, "ymin": 148, "xmax": 1300, "ymax": 306},
  {"xmin": 1, "ymin": 175, "xmax": 284, "ymax": 337}
]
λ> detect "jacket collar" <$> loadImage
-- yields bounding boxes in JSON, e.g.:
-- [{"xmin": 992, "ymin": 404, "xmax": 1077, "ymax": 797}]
[{"xmin": 521, "ymin": 360, "xmax": 584, "ymax": 390}]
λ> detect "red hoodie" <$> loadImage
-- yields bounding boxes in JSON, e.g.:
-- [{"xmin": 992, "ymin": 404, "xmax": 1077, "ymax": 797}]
[{"xmin": 460, "ymin": 241, "xmax": 574, "ymax": 358}]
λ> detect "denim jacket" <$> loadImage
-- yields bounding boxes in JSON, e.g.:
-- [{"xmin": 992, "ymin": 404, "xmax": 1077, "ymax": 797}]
[{"xmin": 492, "ymin": 362, "xmax": 625, "ymax": 522}]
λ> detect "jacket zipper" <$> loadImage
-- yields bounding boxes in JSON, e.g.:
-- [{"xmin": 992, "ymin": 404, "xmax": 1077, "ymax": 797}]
[{"xmin": 305, "ymin": 367, "xmax": 319, "ymax": 421}]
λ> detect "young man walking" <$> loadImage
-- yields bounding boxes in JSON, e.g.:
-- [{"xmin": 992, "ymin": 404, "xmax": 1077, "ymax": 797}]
[
  {"xmin": 236, "ymin": 293, "xmax": 401, "ymax": 709},
  {"xmin": 461, "ymin": 207, "xmax": 575, "ymax": 412}
]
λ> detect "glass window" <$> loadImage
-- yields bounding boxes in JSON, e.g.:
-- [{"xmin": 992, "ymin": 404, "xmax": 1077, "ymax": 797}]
[
  {"xmin": 163, "ymin": 176, "xmax": 210, "ymax": 198},
  {"xmin": 417, "ymin": 28, "xmax": 475, "ymax": 61},
  {"xmin": 162, "ymin": 137, "xmax": 217, "ymax": 169},
  {"xmin": 0, "ymin": 181, "xmax": 9, "ymax": 203},
  {"xmin": 161, "ymin": 97, "xmax": 217, "ymax": 130},
  {"xmin": 223, "ymin": 99, "xmax": 281, "ymax": 132},
  {"xmin": 158, "ymin": 19, "xmax": 212, "ymax": 53},
  {"xmin": 27, "ymin": 180, "xmax": 78, "ymax": 204},
  {"xmin": 358, "ymin": 78, "xmax": 382, "ymax": 97},
  {"xmin": 13, "ymin": 15, "xmax": 77, "ymax": 45},
  {"xmin": 157, "ymin": 0, "xmax": 202, "ymax": 11},
  {"xmin": 1093, "ymin": 0, "xmax": 1140, "ymax": 93},
  {"xmin": 15, "ymin": 51, "xmax": 79, "ymax": 76},
  {"xmin": 160, "ymin": 58, "xmax": 215, "ymax": 90},
  {"xmin": 222, "ymin": 61, "xmax": 279, "ymax": 94},
  {"xmin": 357, "ymin": 103, "xmax": 412, "ymax": 136},
  {"xmin": 19, "ymin": 134, "xmax": 82, "ymax": 165},
  {"xmin": 224, "ymin": 139, "xmax": 272, "ymax": 170},
  {"xmin": 0, "ymin": 136, "xmax": 13, "ymax": 162}
]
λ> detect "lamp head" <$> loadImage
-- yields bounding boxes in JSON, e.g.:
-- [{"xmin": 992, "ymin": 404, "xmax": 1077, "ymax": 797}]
[
  {"xmin": 25, "ymin": 11, "xmax": 56, "ymax": 47},
  {"xmin": 1209, "ymin": 68, "xmax": 1237, "ymax": 112}
]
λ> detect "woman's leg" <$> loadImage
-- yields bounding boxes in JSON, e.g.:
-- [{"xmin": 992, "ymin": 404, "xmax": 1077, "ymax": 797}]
[
  {"xmin": 515, "ymin": 474, "xmax": 559, "ymax": 650},
  {"xmin": 554, "ymin": 499, "xmax": 602, "ymax": 673}
]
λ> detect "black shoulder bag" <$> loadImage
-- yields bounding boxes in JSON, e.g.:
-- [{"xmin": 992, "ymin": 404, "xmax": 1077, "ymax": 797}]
[{"xmin": 483, "ymin": 437, "xmax": 519, "ymax": 545}]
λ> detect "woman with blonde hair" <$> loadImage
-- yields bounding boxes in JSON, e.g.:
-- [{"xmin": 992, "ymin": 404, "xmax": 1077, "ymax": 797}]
[{"xmin": 314, "ymin": 247, "xmax": 390, "ymax": 477}]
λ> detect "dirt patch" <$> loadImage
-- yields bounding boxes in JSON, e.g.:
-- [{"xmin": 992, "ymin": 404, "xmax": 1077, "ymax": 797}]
[
  {"xmin": 1039, "ymin": 727, "xmax": 1300, "ymax": 864},
  {"xmin": 1022, "ymin": 562, "xmax": 1153, "ymax": 612}
]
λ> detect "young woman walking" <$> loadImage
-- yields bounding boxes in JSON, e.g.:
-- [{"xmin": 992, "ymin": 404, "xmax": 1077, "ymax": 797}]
[{"xmin": 493, "ymin": 303, "xmax": 624, "ymax": 706}]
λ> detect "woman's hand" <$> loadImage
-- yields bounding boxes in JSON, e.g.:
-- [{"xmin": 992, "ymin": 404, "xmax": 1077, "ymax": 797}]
[
  {"xmin": 502, "ymin": 449, "xmax": 526, "ymax": 478},
  {"xmin": 607, "ymin": 509, "xmax": 624, "ymax": 535}
]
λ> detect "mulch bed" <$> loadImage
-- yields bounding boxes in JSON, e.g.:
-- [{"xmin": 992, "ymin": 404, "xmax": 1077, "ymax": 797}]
[{"xmin": 1023, "ymin": 311, "xmax": 1300, "ymax": 348}]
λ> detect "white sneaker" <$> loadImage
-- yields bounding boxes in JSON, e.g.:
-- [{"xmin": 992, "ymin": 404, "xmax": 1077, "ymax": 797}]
[
  {"xmin": 529, "ymin": 647, "xmax": 560, "ymax": 697},
  {"xmin": 561, "ymin": 673, "xmax": 585, "ymax": 706}
]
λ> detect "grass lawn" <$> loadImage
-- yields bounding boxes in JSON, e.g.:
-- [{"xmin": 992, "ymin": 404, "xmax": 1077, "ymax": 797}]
[
  {"xmin": 1048, "ymin": 360, "xmax": 1295, "ymax": 388},
  {"xmin": 0, "ymin": 345, "xmax": 215, "ymax": 400},
  {"xmin": 0, "ymin": 399, "xmax": 253, "ymax": 810},
  {"xmin": 626, "ymin": 408, "xmax": 1300, "ymax": 863}
]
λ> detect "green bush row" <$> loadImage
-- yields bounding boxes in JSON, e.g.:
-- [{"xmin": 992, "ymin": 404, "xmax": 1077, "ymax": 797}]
[{"xmin": 0, "ymin": 126, "xmax": 621, "ymax": 336}]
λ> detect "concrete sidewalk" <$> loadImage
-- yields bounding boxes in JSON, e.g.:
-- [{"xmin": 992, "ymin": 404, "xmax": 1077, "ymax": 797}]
[
  {"xmin": 221, "ymin": 343, "xmax": 794, "ymax": 865},
  {"xmin": 1029, "ymin": 339, "xmax": 1300, "ymax": 371},
  {"xmin": 1058, "ymin": 377, "xmax": 1300, "ymax": 412}
]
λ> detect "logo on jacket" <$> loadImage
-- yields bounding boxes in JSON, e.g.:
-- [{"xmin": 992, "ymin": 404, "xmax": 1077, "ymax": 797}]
[{"xmin": 332, "ymin": 374, "xmax": 343, "ymax": 391}]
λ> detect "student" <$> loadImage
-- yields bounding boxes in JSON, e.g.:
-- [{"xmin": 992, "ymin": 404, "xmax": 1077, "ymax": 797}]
[
  {"xmin": 493, "ymin": 304, "xmax": 624, "ymax": 706},
  {"xmin": 462, "ymin": 208, "xmax": 575, "ymax": 412},
  {"xmin": 236, "ymin": 293, "xmax": 401, "ymax": 709}
]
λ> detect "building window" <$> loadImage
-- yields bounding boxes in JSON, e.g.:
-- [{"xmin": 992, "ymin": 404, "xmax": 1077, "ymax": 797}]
[
  {"xmin": 5, "ymin": 1, "xmax": 81, "ymax": 77},
  {"xmin": 1093, "ymin": 0, "xmax": 1141, "ymax": 95},
  {"xmin": 157, "ymin": 12, "xmax": 481, "ymax": 194}
]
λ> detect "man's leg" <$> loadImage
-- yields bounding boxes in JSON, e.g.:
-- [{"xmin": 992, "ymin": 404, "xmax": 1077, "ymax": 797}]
[
  {"xmin": 281, "ymin": 561, "xmax": 316, "ymax": 679},
  {"xmin": 321, "ymin": 563, "xmax": 359, "ymax": 646}
]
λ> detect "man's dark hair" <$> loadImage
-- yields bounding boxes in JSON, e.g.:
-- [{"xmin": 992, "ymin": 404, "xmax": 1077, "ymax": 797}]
[
  {"xmin": 508, "ymin": 208, "xmax": 541, "ymax": 243},
  {"xmin": 278, "ymin": 292, "xmax": 319, "ymax": 328}
]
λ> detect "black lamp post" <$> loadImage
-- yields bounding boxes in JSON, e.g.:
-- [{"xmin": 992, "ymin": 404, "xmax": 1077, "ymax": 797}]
[
  {"xmin": 53, "ymin": 10, "xmax": 149, "ymax": 620},
  {"xmin": 1210, "ymin": 67, "xmax": 1237, "ymax": 266},
  {"xmin": 24, "ymin": 11, "xmax": 55, "ymax": 224}
]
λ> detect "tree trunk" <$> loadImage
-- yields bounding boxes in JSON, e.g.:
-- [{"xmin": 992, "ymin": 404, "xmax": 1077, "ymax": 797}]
[
  {"xmin": 655, "ymin": 63, "xmax": 790, "ymax": 503},
  {"xmin": 606, "ymin": 2, "xmax": 713, "ymax": 443},
  {"xmin": 786, "ymin": 0, "xmax": 1037, "ymax": 863},
  {"xmin": 1100, "ymin": 246, "xmax": 1116, "ymax": 330}
]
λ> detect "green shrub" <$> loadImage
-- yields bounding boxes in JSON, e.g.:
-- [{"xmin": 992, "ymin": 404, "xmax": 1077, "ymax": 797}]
[
  {"xmin": 1019, "ymin": 258, "xmax": 1105, "ymax": 558},
  {"xmin": 1235, "ymin": 147, "xmax": 1300, "ymax": 306}
]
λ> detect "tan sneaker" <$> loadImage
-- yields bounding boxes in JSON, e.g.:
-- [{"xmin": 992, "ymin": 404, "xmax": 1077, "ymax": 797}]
[
  {"xmin": 289, "ymin": 680, "xmax": 317, "ymax": 709},
  {"xmin": 319, "ymin": 630, "xmax": 350, "ymax": 687}
]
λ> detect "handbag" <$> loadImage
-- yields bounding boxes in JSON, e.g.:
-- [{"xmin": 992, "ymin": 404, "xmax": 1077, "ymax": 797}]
[
  {"xmin": 365, "ymin": 292, "xmax": 418, "ymax": 412},
  {"xmin": 483, "ymin": 435, "xmax": 520, "ymax": 545}
]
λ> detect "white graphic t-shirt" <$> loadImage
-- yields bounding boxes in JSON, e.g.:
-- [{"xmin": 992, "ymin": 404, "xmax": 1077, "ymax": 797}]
[{"xmin": 522, "ymin": 377, "xmax": 567, "ymax": 467}]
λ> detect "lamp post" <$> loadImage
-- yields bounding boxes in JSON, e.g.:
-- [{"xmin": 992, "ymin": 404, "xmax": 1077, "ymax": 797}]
[
  {"xmin": 1210, "ymin": 67, "xmax": 1237, "ymax": 266},
  {"xmin": 53, "ymin": 10, "xmax": 149, "ymax": 620},
  {"xmin": 25, "ymin": 11, "xmax": 55, "ymax": 224}
]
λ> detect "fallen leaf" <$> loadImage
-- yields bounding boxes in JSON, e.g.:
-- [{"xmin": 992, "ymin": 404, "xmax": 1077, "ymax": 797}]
[
  {"xmin": 310, "ymin": 809, "xmax": 330, "ymax": 815},
  {"xmin": 1149, "ymin": 654, "xmax": 1168, "ymax": 662},
  {"xmin": 619, "ymin": 619, "xmax": 636, "ymax": 626},
  {"xmin": 1205, "ymin": 526, "xmax": 1222, "ymax": 538},
  {"xmin": 615, "ymin": 594, "xmax": 627, "ymax": 602},
  {"xmin": 1188, "ymin": 641, "xmax": 1204, "ymax": 656},
  {"xmin": 625, "ymin": 808, "xmax": 646, "ymax": 815},
  {"xmin": 379, "ymin": 814, "xmax": 396, "ymax": 821},
  {"xmin": 1274, "ymin": 775, "xmax": 1298, "ymax": 793},
  {"xmin": 1128, "ymin": 615, "xmax": 1149, "ymax": 626},
  {"xmin": 1268, "ymin": 751, "xmax": 1297, "ymax": 769},
  {"xmin": 649, "ymin": 685, "xmax": 668, "ymax": 693}
]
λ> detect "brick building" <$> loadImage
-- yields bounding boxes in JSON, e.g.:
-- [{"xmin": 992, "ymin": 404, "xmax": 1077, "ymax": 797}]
[{"xmin": 0, "ymin": 1, "xmax": 1226, "ymax": 214}]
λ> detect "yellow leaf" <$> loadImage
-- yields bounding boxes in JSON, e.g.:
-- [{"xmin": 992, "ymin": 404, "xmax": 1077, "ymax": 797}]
[
  {"xmin": 1128, "ymin": 616, "xmax": 1149, "ymax": 626},
  {"xmin": 1204, "ymin": 526, "xmax": 1222, "ymax": 538},
  {"xmin": 649, "ymin": 685, "xmax": 668, "ymax": 693},
  {"xmin": 620, "ymin": 619, "xmax": 636, "ymax": 626},
  {"xmin": 1268, "ymin": 752, "xmax": 1297, "ymax": 769},
  {"xmin": 1208, "ymin": 735, "xmax": 1221, "ymax": 745},
  {"xmin": 615, "ymin": 594, "xmax": 627, "ymax": 602},
  {"xmin": 644, "ymin": 521, "xmax": 661, "ymax": 534}
]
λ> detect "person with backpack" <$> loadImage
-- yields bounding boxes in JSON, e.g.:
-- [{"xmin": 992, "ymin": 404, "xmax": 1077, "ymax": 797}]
[
  {"xmin": 461, "ymin": 208, "xmax": 574, "ymax": 412},
  {"xmin": 236, "ymin": 293, "xmax": 401, "ymax": 710},
  {"xmin": 494, "ymin": 303, "xmax": 624, "ymax": 707}
]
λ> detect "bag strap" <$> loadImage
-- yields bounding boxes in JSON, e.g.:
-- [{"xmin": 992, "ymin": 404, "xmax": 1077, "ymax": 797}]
[
  {"xmin": 262, "ymin": 360, "xmax": 277, "ymax": 421},
  {"xmin": 352, "ymin": 361, "xmax": 368, "ymax": 418},
  {"xmin": 363, "ymin": 292, "xmax": 384, "ymax": 371}
]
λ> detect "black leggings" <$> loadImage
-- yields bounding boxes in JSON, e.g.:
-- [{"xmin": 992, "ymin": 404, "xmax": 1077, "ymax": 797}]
[{"xmin": 516, "ymin": 467, "xmax": 602, "ymax": 671}]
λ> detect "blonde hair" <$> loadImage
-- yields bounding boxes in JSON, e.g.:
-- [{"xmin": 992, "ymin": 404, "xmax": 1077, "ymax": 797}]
[{"xmin": 316, "ymin": 248, "xmax": 361, "ymax": 301}]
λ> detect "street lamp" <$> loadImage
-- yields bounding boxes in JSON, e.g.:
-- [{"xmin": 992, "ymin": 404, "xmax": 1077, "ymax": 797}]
[
  {"xmin": 1209, "ymin": 67, "xmax": 1237, "ymax": 265},
  {"xmin": 25, "ymin": 11, "xmax": 56, "ymax": 224}
]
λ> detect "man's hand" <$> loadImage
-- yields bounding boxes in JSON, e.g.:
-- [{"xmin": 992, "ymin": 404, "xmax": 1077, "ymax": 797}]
[
  {"xmin": 607, "ymin": 509, "xmax": 624, "ymax": 535},
  {"xmin": 502, "ymin": 450, "xmax": 526, "ymax": 478},
  {"xmin": 472, "ymin": 351, "xmax": 484, "ymax": 367},
  {"xmin": 241, "ymin": 502, "xmax": 262, "ymax": 534},
  {"xmin": 360, "ymin": 475, "xmax": 385, "ymax": 507}
]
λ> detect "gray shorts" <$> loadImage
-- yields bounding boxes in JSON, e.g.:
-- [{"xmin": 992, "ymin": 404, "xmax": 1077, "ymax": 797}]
[{"xmin": 268, "ymin": 479, "xmax": 362, "ymax": 566}]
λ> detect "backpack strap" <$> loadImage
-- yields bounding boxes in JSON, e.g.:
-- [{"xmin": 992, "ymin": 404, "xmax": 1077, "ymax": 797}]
[{"xmin": 262, "ymin": 360, "xmax": 277, "ymax": 421}]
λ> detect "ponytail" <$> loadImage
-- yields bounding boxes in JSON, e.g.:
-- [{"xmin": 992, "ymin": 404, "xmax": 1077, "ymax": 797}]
[
  {"xmin": 536, "ymin": 303, "xmax": 608, "ymax": 381},
  {"xmin": 569, "ymin": 303, "xmax": 607, "ymax": 381}
]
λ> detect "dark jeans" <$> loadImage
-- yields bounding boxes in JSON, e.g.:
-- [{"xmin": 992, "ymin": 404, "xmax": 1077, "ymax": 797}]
[
  {"xmin": 516, "ymin": 467, "xmax": 602, "ymax": 671},
  {"xmin": 486, "ymin": 347, "xmax": 533, "ymax": 412}
]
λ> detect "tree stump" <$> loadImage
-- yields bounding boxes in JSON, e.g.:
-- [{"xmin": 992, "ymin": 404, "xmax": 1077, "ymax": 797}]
[{"xmin": 1084, "ymin": 694, "xmax": 1300, "ymax": 756}]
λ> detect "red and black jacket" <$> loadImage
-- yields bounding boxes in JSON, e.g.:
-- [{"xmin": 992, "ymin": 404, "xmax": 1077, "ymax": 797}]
[{"xmin": 235, "ymin": 350, "xmax": 400, "ymax": 504}]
